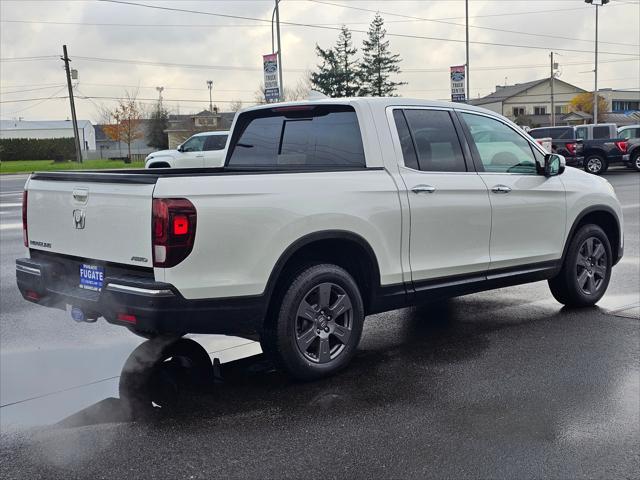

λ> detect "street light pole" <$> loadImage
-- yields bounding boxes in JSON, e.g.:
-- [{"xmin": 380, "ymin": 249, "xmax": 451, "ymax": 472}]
[
  {"xmin": 156, "ymin": 86, "xmax": 164, "ymax": 111},
  {"xmin": 594, "ymin": 4, "xmax": 599, "ymax": 124},
  {"xmin": 465, "ymin": 0, "xmax": 470, "ymax": 102},
  {"xmin": 585, "ymin": 0, "xmax": 609, "ymax": 125},
  {"xmin": 207, "ymin": 80, "xmax": 213, "ymax": 112},
  {"xmin": 274, "ymin": 0, "xmax": 284, "ymax": 101}
]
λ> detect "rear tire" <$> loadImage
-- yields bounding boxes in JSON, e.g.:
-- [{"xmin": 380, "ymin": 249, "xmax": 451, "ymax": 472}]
[
  {"xmin": 261, "ymin": 264, "xmax": 364, "ymax": 381},
  {"xmin": 584, "ymin": 154, "xmax": 608, "ymax": 175},
  {"xmin": 548, "ymin": 224, "xmax": 612, "ymax": 307}
]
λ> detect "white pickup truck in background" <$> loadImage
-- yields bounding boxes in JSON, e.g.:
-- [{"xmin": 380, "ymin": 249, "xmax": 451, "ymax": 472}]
[
  {"xmin": 144, "ymin": 130, "xmax": 229, "ymax": 168},
  {"xmin": 17, "ymin": 98, "xmax": 623, "ymax": 380}
]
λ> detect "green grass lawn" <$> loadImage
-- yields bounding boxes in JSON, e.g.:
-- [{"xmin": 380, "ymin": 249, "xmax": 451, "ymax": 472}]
[{"xmin": 0, "ymin": 159, "xmax": 146, "ymax": 174}]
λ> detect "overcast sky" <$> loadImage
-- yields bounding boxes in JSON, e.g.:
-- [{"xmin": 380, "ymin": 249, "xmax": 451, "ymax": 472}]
[{"xmin": 1, "ymin": 0, "xmax": 638, "ymax": 122}]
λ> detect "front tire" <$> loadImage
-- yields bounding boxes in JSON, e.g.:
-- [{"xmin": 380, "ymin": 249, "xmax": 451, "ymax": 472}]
[
  {"xmin": 584, "ymin": 154, "xmax": 608, "ymax": 175},
  {"xmin": 548, "ymin": 224, "xmax": 612, "ymax": 307},
  {"xmin": 261, "ymin": 264, "xmax": 364, "ymax": 381}
]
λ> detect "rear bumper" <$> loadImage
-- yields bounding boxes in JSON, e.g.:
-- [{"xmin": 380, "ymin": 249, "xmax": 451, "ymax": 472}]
[{"xmin": 16, "ymin": 257, "xmax": 265, "ymax": 336}]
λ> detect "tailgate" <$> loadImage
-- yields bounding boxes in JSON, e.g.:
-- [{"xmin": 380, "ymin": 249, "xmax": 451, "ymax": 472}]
[{"xmin": 26, "ymin": 176, "xmax": 155, "ymax": 267}]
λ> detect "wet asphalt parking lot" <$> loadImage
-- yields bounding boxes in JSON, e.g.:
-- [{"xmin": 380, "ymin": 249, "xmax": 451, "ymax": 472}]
[{"xmin": 0, "ymin": 170, "xmax": 638, "ymax": 479}]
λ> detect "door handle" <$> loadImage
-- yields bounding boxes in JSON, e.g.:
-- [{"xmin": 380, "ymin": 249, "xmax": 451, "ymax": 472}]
[
  {"xmin": 491, "ymin": 184, "xmax": 512, "ymax": 194},
  {"xmin": 411, "ymin": 185, "xmax": 436, "ymax": 194}
]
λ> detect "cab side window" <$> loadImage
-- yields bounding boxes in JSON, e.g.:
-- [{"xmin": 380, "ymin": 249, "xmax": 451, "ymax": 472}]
[
  {"xmin": 460, "ymin": 112, "xmax": 537, "ymax": 174},
  {"xmin": 393, "ymin": 109, "xmax": 466, "ymax": 172},
  {"xmin": 181, "ymin": 136, "xmax": 206, "ymax": 152}
]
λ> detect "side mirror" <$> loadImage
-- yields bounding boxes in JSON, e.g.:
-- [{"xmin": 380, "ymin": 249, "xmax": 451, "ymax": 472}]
[
  {"xmin": 177, "ymin": 144, "xmax": 184, "ymax": 152},
  {"xmin": 543, "ymin": 153, "xmax": 565, "ymax": 177}
]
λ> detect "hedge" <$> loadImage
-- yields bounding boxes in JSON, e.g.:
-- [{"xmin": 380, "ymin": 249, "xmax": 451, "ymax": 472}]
[{"xmin": 0, "ymin": 137, "xmax": 76, "ymax": 161}]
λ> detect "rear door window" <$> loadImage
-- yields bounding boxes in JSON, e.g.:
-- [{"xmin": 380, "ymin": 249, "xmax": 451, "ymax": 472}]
[
  {"xmin": 227, "ymin": 105, "xmax": 365, "ymax": 168},
  {"xmin": 394, "ymin": 109, "xmax": 466, "ymax": 172},
  {"xmin": 593, "ymin": 126, "xmax": 611, "ymax": 139},
  {"xmin": 529, "ymin": 128, "xmax": 549, "ymax": 139},
  {"xmin": 203, "ymin": 135, "xmax": 227, "ymax": 151}
]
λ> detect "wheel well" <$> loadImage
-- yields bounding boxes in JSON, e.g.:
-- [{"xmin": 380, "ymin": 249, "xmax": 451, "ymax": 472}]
[
  {"xmin": 572, "ymin": 210, "xmax": 620, "ymax": 262},
  {"xmin": 583, "ymin": 149, "xmax": 606, "ymax": 159},
  {"xmin": 148, "ymin": 161, "xmax": 170, "ymax": 168},
  {"xmin": 265, "ymin": 236, "xmax": 381, "ymax": 319}
]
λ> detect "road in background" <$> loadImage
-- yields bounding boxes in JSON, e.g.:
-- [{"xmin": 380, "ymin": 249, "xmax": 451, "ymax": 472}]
[{"xmin": 0, "ymin": 170, "xmax": 638, "ymax": 479}]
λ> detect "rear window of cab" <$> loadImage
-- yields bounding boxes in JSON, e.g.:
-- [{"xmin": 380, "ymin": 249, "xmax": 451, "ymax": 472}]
[{"xmin": 226, "ymin": 105, "xmax": 365, "ymax": 168}]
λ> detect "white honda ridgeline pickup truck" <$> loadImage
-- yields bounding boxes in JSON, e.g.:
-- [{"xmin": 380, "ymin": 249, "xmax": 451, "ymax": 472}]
[{"xmin": 17, "ymin": 98, "xmax": 623, "ymax": 380}]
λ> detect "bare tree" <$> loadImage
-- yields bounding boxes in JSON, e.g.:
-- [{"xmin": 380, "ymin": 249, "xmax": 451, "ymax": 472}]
[
  {"xmin": 253, "ymin": 76, "xmax": 313, "ymax": 105},
  {"xmin": 102, "ymin": 90, "xmax": 144, "ymax": 162},
  {"xmin": 229, "ymin": 99, "xmax": 244, "ymax": 112}
]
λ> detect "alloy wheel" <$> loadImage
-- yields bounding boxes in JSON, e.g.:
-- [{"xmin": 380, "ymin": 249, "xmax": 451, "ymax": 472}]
[
  {"xmin": 576, "ymin": 236, "xmax": 607, "ymax": 295},
  {"xmin": 295, "ymin": 282, "xmax": 353, "ymax": 364},
  {"xmin": 586, "ymin": 157, "xmax": 603, "ymax": 174}
]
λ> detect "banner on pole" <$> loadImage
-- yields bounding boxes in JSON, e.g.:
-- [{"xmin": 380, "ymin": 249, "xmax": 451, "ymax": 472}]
[
  {"xmin": 263, "ymin": 53, "xmax": 280, "ymax": 103},
  {"xmin": 450, "ymin": 65, "xmax": 466, "ymax": 103}
]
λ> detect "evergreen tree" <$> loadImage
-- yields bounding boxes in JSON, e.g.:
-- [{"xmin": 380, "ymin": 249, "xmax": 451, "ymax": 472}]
[
  {"xmin": 335, "ymin": 26, "xmax": 359, "ymax": 97},
  {"xmin": 311, "ymin": 26, "xmax": 359, "ymax": 98},
  {"xmin": 358, "ymin": 14, "xmax": 405, "ymax": 96},
  {"xmin": 147, "ymin": 105, "xmax": 169, "ymax": 150},
  {"xmin": 310, "ymin": 44, "xmax": 341, "ymax": 97}
]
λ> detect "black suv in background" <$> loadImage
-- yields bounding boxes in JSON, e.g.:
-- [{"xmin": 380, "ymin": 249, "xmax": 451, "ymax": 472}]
[
  {"xmin": 529, "ymin": 126, "xmax": 628, "ymax": 175},
  {"xmin": 528, "ymin": 126, "xmax": 583, "ymax": 167}
]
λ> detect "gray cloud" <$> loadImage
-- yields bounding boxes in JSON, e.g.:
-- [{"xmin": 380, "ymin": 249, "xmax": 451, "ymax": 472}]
[{"xmin": 1, "ymin": 0, "xmax": 638, "ymax": 121}]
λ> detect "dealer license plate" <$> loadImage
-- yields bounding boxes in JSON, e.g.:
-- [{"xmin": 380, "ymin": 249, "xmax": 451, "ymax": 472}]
[{"xmin": 79, "ymin": 264, "xmax": 105, "ymax": 291}]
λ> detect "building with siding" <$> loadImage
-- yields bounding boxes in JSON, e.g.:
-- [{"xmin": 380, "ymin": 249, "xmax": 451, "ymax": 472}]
[{"xmin": 0, "ymin": 119, "xmax": 96, "ymax": 151}]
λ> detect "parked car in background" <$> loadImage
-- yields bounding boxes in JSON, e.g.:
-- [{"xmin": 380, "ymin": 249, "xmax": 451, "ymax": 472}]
[
  {"xmin": 528, "ymin": 126, "xmax": 583, "ymax": 166},
  {"xmin": 145, "ymin": 131, "xmax": 229, "ymax": 168},
  {"xmin": 529, "ymin": 125, "xmax": 628, "ymax": 175},
  {"xmin": 623, "ymin": 137, "xmax": 640, "ymax": 171},
  {"xmin": 575, "ymin": 123, "xmax": 618, "ymax": 141},
  {"xmin": 617, "ymin": 124, "xmax": 640, "ymax": 141}
]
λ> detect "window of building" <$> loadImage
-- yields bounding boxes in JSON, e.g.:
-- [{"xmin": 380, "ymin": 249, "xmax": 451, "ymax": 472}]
[
  {"xmin": 555, "ymin": 105, "xmax": 568, "ymax": 115},
  {"xmin": 461, "ymin": 112, "xmax": 537, "ymax": 174},
  {"xmin": 534, "ymin": 106, "xmax": 547, "ymax": 115},
  {"xmin": 612, "ymin": 100, "xmax": 640, "ymax": 112},
  {"xmin": 227, "ymin": 105, "xmax": 365, "ymax": 168},
  {"xmin": 394, "ymin": 109, "xmax": 466, "ymax": 172},
  {"xmin": 512, "ymin": 107, "xmax": 525, "ymax": 117}
]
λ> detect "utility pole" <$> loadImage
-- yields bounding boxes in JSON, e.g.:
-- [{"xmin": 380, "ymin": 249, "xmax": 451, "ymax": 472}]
[
  {"xmin": 275, "ymin": 0, "xmax": 284, "ymax": 101},
  {"xmin": 61, "ymin": 45, "xmax": 82, "ymax": 163},
  {"xmin": 550, "ymin": 52, "xmax": 555, "ymax": 127},
  {"xmin": 207, "ymin": 80, "xmax": 213, "ymax": 112},
  {"xmin": 465, "ymin": 0, "xmax": 470, "ymax": 102}
]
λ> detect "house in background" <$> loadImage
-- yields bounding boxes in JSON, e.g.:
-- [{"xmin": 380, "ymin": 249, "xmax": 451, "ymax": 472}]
[
  {"xmin": 471, "ymin": 79, "xmax": 640, "ymax": 127},
  {"xmin": 165, "ymin": 109, "xmax": 235, "ymax": 149},
  {"xmin": 0, "ymin": 119, "xmax": 96, "ymax": 152},
  {"xmin": 470, "ymin": 78, "xmax": 586, "ymax": 126},
  {"xmin": 94, "ymin": 119, "xmax": 154, "ymax": 159}
]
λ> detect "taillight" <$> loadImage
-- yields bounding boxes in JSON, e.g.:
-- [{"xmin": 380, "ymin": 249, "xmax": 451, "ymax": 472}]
[
  {"xmin": 565, "ymin": 142, "xmax": 577, "ymax": 155},
  {"xmin": 22, "ymin": 190, "xmax": 28, "ymax": 248},
  {"xmin": 615, "ymin": 141, "xmax": 628, "ymax": 153},
  {"xmin": 152, "ymin": 198, "xmax": 197, "ymax": 268}
]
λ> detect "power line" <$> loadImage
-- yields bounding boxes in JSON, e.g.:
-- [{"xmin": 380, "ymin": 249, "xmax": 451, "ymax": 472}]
[
  {"xmin": 0, "ymin": 84, "xmax": 66, "ymax": 94},
  {"xmin": 308, "ymin": 0, "xmax": 640, "ymax": 48},
  {"xmin": 0, "ymin": 85, "xmax": 67, "ymax": 115},
  {"xmin": 99, "ymin": 0, "xmax": 640, "ymax": 57}
]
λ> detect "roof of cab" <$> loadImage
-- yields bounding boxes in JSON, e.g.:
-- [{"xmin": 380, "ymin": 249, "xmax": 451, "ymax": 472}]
[{"xmin": 240, "ymin": 97, "xmax": 497, "ymax": 116}]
